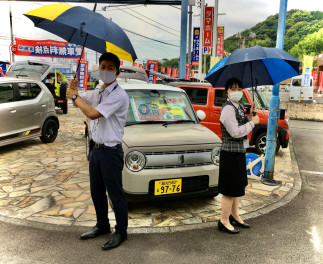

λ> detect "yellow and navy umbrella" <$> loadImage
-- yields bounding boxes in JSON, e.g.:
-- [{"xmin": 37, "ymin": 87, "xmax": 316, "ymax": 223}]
[{"xmin": 24, "ymin": 4, "xmax": 137, "ymax": 62}]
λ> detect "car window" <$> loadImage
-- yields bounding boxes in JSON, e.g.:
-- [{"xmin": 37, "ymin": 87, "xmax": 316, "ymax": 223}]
[
  {"xmin": 17, "ymin": 82, "xmax": 41, "ymax": 100},
  {"xmin": 181, "ymin": 87, "xmax": 208, "ymax": 105},
  {"xmin": 214, "ymin": 90, "xmax": 226, "ymax": 106},
  {"xmin": 0, "ymin": 83, "xmax": 14, "ymax": 103},
  {"xmin": 126, "ymin": 89, "xmax": 197, "ymax": 124}
]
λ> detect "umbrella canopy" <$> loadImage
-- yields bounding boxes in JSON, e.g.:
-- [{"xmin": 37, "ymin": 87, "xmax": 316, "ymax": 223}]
[
  {"xmin": 205, "ymin": 45, "xmax": 300, "ymax": 88},
  {"xmin": 24, "ymin": 4, "xmax": 137, "ymax": 62}
]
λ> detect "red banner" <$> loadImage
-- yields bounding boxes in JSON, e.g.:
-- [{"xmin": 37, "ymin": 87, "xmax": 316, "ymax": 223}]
[
  {"xmin": 191, "ymin": 70, "xmax": 195, "ymax": 78},
  {"xmin": 138, "ymin": 63, "xmax": 143, "ymax": 69},
  {"xmin": 216, "ymin": 26, "xmax": 225, "ymax": 57},
  {"xmin": 147, "ymin": 60, "xmax": 158, "ymax": 84},
  {"xmin": 186, "ymin": 63, "xmax": 191, "ymax": 80},
  {"xmin": 132, "ymin": 63, "xmax": 137, "ymax": 67},
  {"xmin": 160, "ymin": 66, "xmax": 165, "ymax": 74},
  {"xmin": 12, "ymin": 38, "xmax": 84, "ymax": 59},
  {"xmin": 203, "ymin": 7, "xmax": 213, "ymax": 48},
  {"xmin": 172, "ymin": 68, "xmax": 177, "ymax": 79},
  {"xmin": 167, "ymin": 68, "xmax": 172, "ymax": 76},
  {"xmin": 319, "ymin": 71, "xmax": 323, "ymax": 93},
  {"xmin": 312, "ymin": 71, "xmax": 318, "ymax": 87}
]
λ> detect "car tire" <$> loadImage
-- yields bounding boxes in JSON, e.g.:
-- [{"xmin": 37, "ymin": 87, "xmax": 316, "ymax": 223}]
[
  {"xmin": 255, "ymin": 132, "xmax": 280, "ymax": 154},
  {"xmin": 40, "ymin": 119, "xmax": 58, "ymax": 143}
]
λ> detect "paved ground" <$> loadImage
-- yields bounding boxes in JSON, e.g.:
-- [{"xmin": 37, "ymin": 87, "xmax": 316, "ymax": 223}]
[{"xmin": 0, "ymin": 106, "xmax": 299, "ymax": 233}]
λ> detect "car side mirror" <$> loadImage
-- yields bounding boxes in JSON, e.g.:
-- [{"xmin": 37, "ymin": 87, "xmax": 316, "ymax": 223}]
[
  {"xmin": 279, "ymin": 109, "xmax": 286, "ymax": 120},
  {"xmin": 196, "ymin": 110, "xmax": 206, "ymax": 121}
]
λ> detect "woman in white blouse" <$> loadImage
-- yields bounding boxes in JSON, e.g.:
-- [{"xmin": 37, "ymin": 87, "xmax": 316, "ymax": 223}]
[{"xmin": 218, "ymin": 78, "xmax": 259, "ymax": 234}]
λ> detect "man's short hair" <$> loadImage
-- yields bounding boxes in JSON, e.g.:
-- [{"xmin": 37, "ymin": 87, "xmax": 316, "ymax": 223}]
[{"xmin": 99, "ymin": 52, "xmax": 120, "ymax": 70}]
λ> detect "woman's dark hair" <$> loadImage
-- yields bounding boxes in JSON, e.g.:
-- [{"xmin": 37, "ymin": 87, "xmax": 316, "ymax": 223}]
[
  {"xmin": 99, "ymin": 52, "xmax": 120, "ymax": 70},
  {"xmin": 224, "ymin": 77, "xmax": 242, "ymax": 93}
]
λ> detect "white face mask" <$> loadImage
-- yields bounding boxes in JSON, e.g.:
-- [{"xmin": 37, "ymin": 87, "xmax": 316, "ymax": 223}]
[
  {"xmin": 99, "ymin": 70, "xmax": 117, "ymax": 84},
  {"xmin": 229, "ymin": 91, "xmax": 243, "ymax": 102}
]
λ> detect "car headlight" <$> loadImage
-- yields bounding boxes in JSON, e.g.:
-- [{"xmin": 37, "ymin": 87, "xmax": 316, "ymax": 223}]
[
  {"xmin": 125, "ymin": 151, "xmax": 146, "ymax": 172},
  {"xmin": 211, "ymin": 147, "xmax": 221, "ymax": 166}
]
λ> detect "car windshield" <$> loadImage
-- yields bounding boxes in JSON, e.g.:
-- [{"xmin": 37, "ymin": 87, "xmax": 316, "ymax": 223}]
[
  {"xmin": 8, "ymin": 62, "xmax": 50, "ymax": 76},
  {"xmin": 247, "ymin": 88, "xmax": 269, "ymax": 109},
  {"xmin": 125, "ymin": 89, "xmax": 197, "ymax": 126},
  {"xmin": 118, "ymin": 71, "xmax": 148, "ymax": 83}
]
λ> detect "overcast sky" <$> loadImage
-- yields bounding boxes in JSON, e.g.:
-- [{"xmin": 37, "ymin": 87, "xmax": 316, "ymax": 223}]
[{"xmin": 0, "ymin": 0, "xmax": 322, "ymax": 67}]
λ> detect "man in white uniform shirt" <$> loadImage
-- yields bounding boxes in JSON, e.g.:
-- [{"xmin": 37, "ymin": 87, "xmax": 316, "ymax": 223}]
[{"xmin": 67, "ymin": 52, "xmax": 129, "ymax": 250}]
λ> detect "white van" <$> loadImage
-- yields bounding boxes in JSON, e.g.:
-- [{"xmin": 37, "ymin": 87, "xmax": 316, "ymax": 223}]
[{"xmin": 289, "ymin": 75, "xmax": 314, "ymax": 102}]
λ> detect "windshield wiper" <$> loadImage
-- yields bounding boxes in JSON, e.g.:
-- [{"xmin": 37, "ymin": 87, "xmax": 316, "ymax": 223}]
[
  {"xmin": 125, "ymin": 121, "xmax": 168, "ymax": 127},
  {"xmin": 162, "ymin": 120, "xmax": 195, "ymax": 126}
]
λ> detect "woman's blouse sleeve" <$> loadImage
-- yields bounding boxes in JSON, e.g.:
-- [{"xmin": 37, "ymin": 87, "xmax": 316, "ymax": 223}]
[{"xmin": 220, "ymin": 105, "xmax": 255, "ymax": 138}]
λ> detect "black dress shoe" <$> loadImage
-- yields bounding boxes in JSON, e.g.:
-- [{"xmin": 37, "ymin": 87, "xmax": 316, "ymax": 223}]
[
  {"xmin": 80, "ymin": 226, "xmax": 111, "ymax": 240},
  {"xmin": 102, "ymin": 232, "xmax": 127, "ymax": 250},
  {"xmin": 229, "ymin": 215, "xmax": 250, "ymax": 228},
  {"xmin": 218, "ymin": 220, "xmax": 240, "ymax": 234}
]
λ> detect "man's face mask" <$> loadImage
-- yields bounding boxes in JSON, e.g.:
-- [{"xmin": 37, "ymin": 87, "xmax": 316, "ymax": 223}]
[{"xmin": 99, "ymin": 70, "xmax": 117, "ymax": 84}]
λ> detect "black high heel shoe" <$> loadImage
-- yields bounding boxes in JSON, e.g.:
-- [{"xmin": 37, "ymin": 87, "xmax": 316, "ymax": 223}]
[
  {"xmin": 218, "ymin": 220, "xmax": 240, "ymax": 234},
  {"xmin": 229, "ymin": 215, "xmax": 250, "ymax": 228}
]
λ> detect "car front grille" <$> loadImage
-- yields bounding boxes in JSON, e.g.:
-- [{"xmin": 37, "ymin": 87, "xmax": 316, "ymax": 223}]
[
  {"xmin": 148, "ymin": 175, "xmax": 209, "ymax": 195},
  {"xmin": 144, "ymin": 149, "xmax": 214, "ymax": 169}
]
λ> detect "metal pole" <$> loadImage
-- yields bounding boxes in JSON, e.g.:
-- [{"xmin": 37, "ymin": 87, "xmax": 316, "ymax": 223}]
[
  {"xmin": 9, "ymin": 2, "xmax": 15, "ymax": 63},
  {"xmin": 198, "ymin": 0, "xmax": 205, "ymax": 82},
  {"xmin": 179, "ymin": 0, "xmax": 188, "ymax": 79},
  {"xmin": 187, "ymin": 5, "xmax": 193, "ymax": 64},
  {"xmin": 264, "ymin": 0, "xmax": 288, "ymax": 179},
  {"xmin": 212, "ymin": 0, "xmax": 218, "ymax": 57}
]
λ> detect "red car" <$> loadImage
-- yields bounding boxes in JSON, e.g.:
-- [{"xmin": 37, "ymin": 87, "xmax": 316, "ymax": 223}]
[{"xmin": 169, "ymin": 82, "xmax": 289, "ymax": 154}]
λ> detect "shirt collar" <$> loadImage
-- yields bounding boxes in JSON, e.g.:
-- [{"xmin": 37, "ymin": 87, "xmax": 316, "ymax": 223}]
[
  {"xmin": 227, "ymin": 99, "xmax": 239, "ymax": 107},
  {"xmin": 99, "ymin": 81, "xmax": 118, "ymax": 93}
]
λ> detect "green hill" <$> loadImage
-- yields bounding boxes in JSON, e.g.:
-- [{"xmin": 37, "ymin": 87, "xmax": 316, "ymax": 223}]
[{"xmin": 224, "ymin": 9, "xmax": 323, "ymax": 60}]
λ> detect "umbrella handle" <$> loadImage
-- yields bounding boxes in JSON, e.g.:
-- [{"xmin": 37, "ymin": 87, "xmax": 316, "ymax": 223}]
[{"xmin": 74, "ymin": 3, "xmax": 97, "ymax": 80}]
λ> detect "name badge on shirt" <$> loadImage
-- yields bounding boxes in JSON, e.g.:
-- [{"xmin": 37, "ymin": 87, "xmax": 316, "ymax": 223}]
[{"xmin": 243, "ymin": 139, "xmax": 249, "ymax": 149}]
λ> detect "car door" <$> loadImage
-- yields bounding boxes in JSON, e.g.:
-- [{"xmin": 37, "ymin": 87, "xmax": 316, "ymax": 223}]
[
  {"xmin": 15, "ymin": 82, "xmax": 44, "ymax": 133},
  {"xmin": 0, "ymin": 82, "xmax": 22, "ymax": 138},
  {"xmin": 179, "ymin": 86, "xmax": 210, "ymax": 128},
  {"xmin": 209, "ymin": 88, "xmax": 226, "ymax": 138}
]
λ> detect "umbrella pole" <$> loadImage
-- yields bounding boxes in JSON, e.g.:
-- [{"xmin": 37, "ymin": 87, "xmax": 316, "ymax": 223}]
[{"xmin": 74, "ymin": 3, "xmax": 97, "ymax": 80}]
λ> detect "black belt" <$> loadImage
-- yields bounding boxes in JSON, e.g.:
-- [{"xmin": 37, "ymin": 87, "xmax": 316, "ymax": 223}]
[{"xmin": 94, "ymin": 142, "xmax": 122, "ymax": 149}]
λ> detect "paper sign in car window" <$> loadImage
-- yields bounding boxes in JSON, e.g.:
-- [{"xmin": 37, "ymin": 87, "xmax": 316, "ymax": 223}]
[{"xmin": 130, "ymin": 95, "xmax": 188, "ymax": 121}]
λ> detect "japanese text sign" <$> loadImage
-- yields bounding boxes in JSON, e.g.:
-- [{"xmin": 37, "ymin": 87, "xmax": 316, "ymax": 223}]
[
  {"xmin": 203, "ymin": 7, "xmax": 213, "ymax": 48},
  {"xmin": 12, "ymin": 38, "xmax": 83, "ymax": 59},
  {"xmin": 77, "ymin": 60, "xmax": 88, "ymax": 92},
  {"xmin": 147, "ymin": 60, "xmax": 158, "ymax": 84},
  {"xmin": 192, "ymin": 27, "xmax": 200, "ymax": 66},
  {"xmin": 216, "ymin": 26, "xmax": 224, "ymax": 57}
]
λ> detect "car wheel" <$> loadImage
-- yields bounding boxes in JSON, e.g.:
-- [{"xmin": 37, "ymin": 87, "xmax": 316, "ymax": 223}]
[
  {"xmin": 40, "ymin": 119, "xmax": 58, "ymax": 143},
  {"xmin": 255, "ymin": 132, "xmax": 280, "ymax": 154}
]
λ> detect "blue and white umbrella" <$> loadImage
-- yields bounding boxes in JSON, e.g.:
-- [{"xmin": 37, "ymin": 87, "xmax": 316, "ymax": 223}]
[{"xmin": 205, "ymin": 45, "xmax": 300, "ymax": 89}]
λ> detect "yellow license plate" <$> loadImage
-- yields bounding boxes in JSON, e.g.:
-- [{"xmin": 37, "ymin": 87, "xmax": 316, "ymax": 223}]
[
  {"xmin": 300, "ymin": 97, "xmax": 304, "ymax": 100},
  {"xmin": 154, "ymin": 179, "xmax": 182, "ymax": 195}
]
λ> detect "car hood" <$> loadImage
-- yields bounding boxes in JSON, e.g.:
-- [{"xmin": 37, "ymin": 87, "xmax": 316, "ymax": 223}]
[{"xmin": 123, "ymin": 123, "xmax": 221, "ymax": 148}]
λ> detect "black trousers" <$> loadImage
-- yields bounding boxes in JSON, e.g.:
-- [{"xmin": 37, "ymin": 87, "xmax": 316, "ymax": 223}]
[{"xmin": 89, "ymin": 146, "xmax": 128, "ymax": 234}]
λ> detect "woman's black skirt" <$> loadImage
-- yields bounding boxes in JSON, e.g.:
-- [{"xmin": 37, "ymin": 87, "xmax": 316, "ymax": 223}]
[{"xmin": 218, "ymin": 150, "xmax": 248, "ymax": 197}]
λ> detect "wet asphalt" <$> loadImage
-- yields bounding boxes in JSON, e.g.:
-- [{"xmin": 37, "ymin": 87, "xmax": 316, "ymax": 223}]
[{"xmin": 0, "ymin": 119, "xmax": 322, "ymax": 264}]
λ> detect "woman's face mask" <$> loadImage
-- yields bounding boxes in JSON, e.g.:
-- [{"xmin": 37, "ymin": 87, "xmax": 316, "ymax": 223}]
[
  {"xmin": 229, "ymin": 91, "xmax": 243, "ymax": 102},
  {"xmin": 99, "ymin": 70, "xmax": 117, "ymax": 84}
]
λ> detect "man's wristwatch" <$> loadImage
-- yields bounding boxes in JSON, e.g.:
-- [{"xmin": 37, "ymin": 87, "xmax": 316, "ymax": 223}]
[{"xmin": 72, "ymin": 94, "xmax": 78, "ymax": 101}]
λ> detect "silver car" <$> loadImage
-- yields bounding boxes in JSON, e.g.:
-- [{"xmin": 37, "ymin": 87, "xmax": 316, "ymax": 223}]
[{"xmin": 0, "ymin": 77, "xmax": 59, "ymax": 147}]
